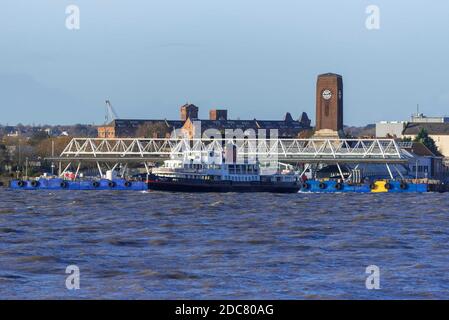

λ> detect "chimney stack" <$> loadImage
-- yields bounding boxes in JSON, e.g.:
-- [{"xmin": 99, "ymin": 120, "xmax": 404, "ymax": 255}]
[
  {"xmin": 209, "ymin": 109, "xmax": 228, "ymax": 121},
  {"xmin": 180, "ymin": 103, "xmax": 199, "ymax": 121}
]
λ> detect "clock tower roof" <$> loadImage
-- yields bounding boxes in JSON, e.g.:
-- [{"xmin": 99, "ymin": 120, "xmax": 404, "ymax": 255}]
[{"xmin": 318, "ymin": 72, "xmax": 342, "ymax": 78}]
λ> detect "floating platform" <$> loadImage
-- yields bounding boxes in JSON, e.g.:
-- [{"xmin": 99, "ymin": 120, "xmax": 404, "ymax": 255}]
[
  {"xmin": 8, "ymin": 178, "xmax": 445, "ymax": 193},
  {"xmin": 9, "ymin": 179, "xmax": 148, "ymax": 191},
  {"xmin": 299, "ymin": 180, "xmax": 443, "ymax": 193}
]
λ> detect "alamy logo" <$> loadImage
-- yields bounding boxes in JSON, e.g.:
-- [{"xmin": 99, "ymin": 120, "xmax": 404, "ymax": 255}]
[
  {"xmin": 365, "ymin": 265, "xmax": 380, "ymax": 289},
  {"xmin": 365, "ymin": 5, "xmax": 380, "ymax": 30},
  {"xmin": 171, "ymin": 121, "xmax": 280, "ymax": 174},
  {"xmin": 65, "ymin": 265, "xmax": 80, "ymax": 290},
  {"xmin": 65, "ymin": 5, "xmax": 80, "ymax": 30}
]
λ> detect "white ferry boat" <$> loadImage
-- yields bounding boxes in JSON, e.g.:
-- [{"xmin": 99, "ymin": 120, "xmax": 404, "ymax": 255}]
[{"xmin": 148, "ymin": 149, "xmax": 300, "ymax": 193}]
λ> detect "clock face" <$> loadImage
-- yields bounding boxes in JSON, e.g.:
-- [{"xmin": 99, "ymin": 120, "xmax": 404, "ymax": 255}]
[{"xmin": 322, "ymin": 89, "xmax": 332, "ymax": 100}]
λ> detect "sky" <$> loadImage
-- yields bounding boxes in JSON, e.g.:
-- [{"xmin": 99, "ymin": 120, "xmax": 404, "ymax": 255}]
[{"xmin": 0, "ymin": 0, "xmax": 448, "ymax": 126}]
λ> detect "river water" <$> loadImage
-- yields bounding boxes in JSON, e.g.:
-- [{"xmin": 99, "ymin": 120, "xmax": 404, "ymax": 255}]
[{"xmin": 0, "ymin": 189, "xmax": 448, "ymax": 299}]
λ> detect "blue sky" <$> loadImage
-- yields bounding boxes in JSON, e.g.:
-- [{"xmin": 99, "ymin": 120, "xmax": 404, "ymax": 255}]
[{"xmin": 1, "ymin": 0, "xmax": 448, "ymax": 125}]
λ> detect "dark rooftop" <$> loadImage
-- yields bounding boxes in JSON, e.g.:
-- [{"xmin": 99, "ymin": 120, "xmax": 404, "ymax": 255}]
[
  {"xmin": 110, "ymin": 119, "xmax": 184, "ymax": 129},
  {"xmin": 403, "ymin": 123, "xmax": 449, "ymax": 135},
  {"xmin": 403, "ymin": 142, "xmax": 437, "ymax": 157}
]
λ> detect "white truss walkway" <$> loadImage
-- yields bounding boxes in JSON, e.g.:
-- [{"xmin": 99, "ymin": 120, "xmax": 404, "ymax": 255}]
[{"xmin": 56, "ymin": 138, "xmax": 410, "ymax": 164}]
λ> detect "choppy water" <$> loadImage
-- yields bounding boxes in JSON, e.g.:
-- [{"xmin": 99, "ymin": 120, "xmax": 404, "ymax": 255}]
[{"xmin": 1, "ymin": 189, "xmax": 449, "ymax": 299}]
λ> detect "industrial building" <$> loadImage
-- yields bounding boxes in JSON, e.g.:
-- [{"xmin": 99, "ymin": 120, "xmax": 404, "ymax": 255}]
[{"xmin": 97, "ymin": 103, "xmax": 312, "ymax": 139}]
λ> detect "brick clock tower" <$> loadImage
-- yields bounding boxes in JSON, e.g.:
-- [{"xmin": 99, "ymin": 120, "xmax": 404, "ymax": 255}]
[{"xmin": 314, "ymin": 73, "xmax": 344, "ymax": 138}]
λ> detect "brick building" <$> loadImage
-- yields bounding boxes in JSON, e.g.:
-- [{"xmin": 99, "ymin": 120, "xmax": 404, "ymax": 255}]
[
  {"xmin": 97, "ymin": 104, "xmax": 312, "ymax": 139},
  {"xmin": 181, "ymin": 112, "xmax": 311, "ymax": 139},
  {"xmin": 97, "ymin": 119, "xmax": 185, "ymax": 138}
]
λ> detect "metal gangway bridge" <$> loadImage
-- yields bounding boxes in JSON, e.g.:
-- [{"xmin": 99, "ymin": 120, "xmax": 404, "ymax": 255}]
[{"xmin": 49, "ymin": 137, "xmax": 414, "ymax": 180}]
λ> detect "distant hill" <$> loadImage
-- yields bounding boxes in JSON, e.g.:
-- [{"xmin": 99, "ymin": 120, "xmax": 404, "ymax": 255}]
[{"xmin": 344, "ymin": 124, "xmax": 376, "ymax": 138}]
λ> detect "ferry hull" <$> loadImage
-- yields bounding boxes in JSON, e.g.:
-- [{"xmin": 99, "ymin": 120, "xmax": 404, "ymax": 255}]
[{"xmin": 148, "ymin": 179, "xmax": 301, "ymax": 193}]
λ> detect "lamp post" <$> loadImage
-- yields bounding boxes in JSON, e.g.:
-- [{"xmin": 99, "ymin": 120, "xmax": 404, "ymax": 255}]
[
  {"xmin": 51, "ymin": 139, "xmax": 55, "ymax": 176},
  {"xmin": 25, "ymin": 157, "xmax": 29, "ymax": 181},
  {"xmin": 415, "ymin": 160, "xmax": 418, "ymax": 181}
]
